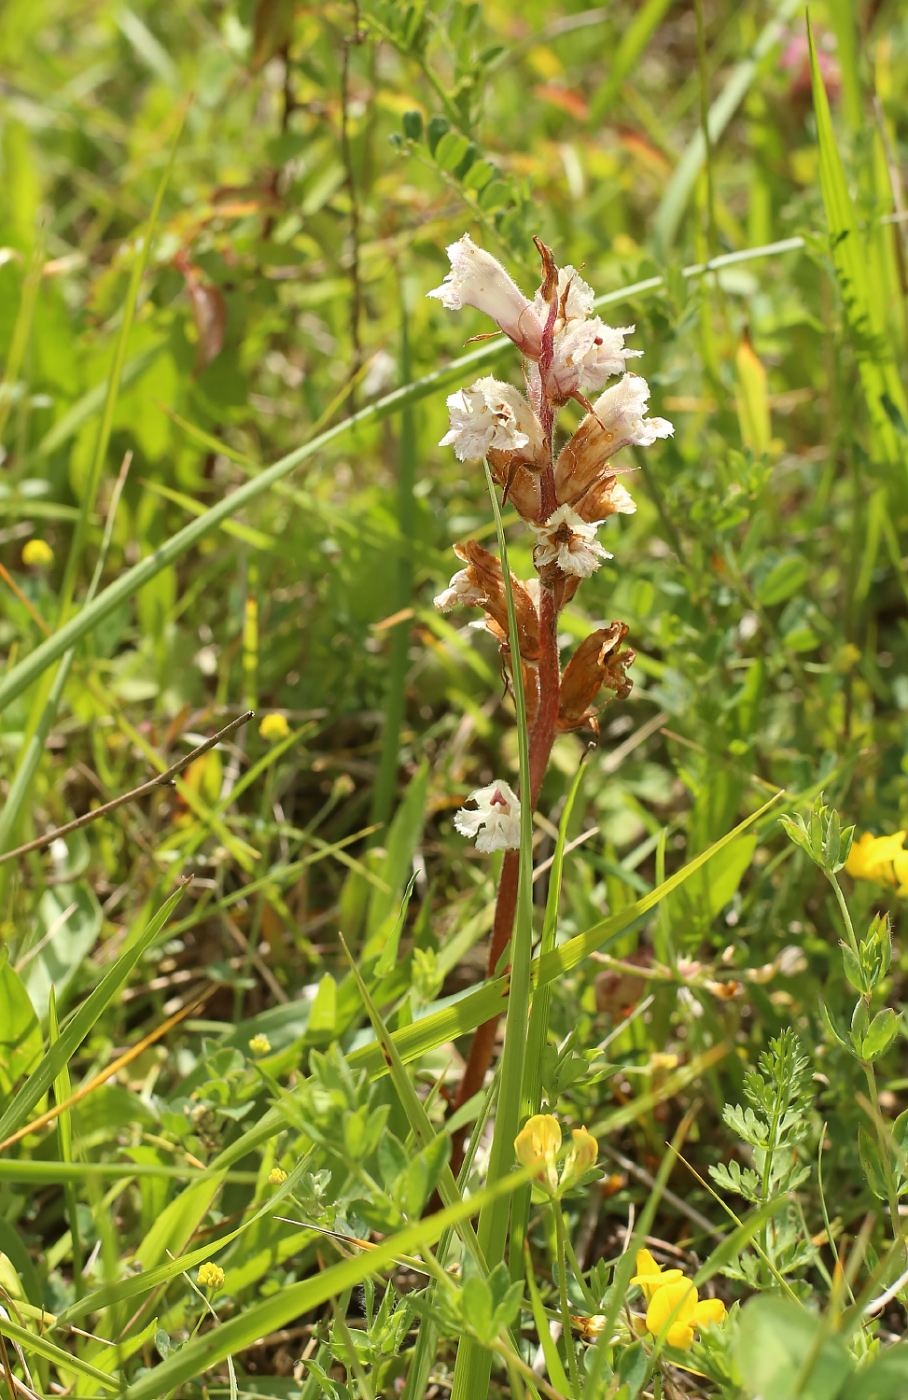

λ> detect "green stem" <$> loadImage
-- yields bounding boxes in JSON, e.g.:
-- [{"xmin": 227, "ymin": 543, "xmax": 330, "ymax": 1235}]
[
  {"xmin": 827, "ymin": 871, "xmax": 860, "ymax": 961},
  {"xmin": 862, "ymin": 1057, "xmax": 904, "ymax": 1261},
  {"xmin": 553, "ymin": 1204, "xmax": 580, "ymax": 1397}
]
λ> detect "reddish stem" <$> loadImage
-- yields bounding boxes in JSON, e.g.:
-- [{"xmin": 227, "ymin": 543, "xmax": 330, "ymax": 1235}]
[{"xmin": 449, "ymin": 526, "xmax": 560, "ymax": 1175}]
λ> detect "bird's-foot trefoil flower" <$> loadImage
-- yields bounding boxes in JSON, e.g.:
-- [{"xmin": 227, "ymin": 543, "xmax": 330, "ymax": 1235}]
[
  {"xmin": 514, "ymin": 1114, "xmax": 599, "ymax": 1197},
  {"xmin": 643, "ymin": 1279, "xmax": 725, "ymax": 1350},
  {"xmin": 454, "ymin": 780, "xmax": 521, "ymax": 853}
]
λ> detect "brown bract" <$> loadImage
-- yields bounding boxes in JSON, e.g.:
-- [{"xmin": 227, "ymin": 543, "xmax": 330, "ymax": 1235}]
[
  {"xmin": 557, "ymin": 621, "xmax": 635, "ymax": 733},
  {"xmin": 452, "ymin": 540, "xmax": 540, "ymax": 662},
  {"xmin": 556, "ymin": 409, "xmax": 626, "ymax": 504},
  {"xmin": 487, "ymin": 447, "xmax": 544, "ymax": 521}
]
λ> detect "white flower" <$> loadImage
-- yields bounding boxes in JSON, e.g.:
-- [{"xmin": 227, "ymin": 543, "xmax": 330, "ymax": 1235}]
[
  {"xmin": 434, "ymin": 569, "xmax": 485, "ymax": 612},
  {"xmin": 531, "ymin": 504, "xmax": 612, "ymax": 578},
  {"xmin": 590, "ymin": 373, "xmax": 673, "ymax": 450},
  {"xmin": 454, "ymin": 780, "xmax": 522, "ymax": 853},
  {"xmin": 534, "ymin": 265, "xmax": 594, "ymax": 331},
  {"xmin": 439, "ymin": 377, "xmax": 544, "ymax": 462},
  {"xmin": 427, "ymin": 234, "xmax": 544, "ymax": 357},
  {"xmin": 546, "ymin": 318, "xmax": 640, "ymax": 400}
]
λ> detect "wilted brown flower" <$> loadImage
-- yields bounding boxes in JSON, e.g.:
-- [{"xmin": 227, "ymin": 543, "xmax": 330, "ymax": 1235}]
[
  {"xmin": 434, "ymin": 539, "xmax": 540, "ymax": 662},
  {"xmin": 557, "ymin": 622, "xmax": 635, "ymax": 733}
]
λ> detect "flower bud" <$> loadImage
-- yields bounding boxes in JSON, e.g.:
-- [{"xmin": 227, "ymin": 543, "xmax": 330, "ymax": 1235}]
[{"xmin": 514, "ymin": 1113, "xmax": 562, "ymax": 1193}]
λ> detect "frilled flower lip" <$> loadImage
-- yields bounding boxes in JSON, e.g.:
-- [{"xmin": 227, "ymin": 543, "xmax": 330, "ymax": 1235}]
[
  {"xmin": 454, "ymin": 779, "xmax": 521, "ymax": 853},
  {"xmin": 531, "ymin": 503, "xmax": 612, "ymax": 578},
  {"xmin": 545, "ymin": 318, "xmax": 641, "ymax": 401},
  {"xmin": 439, "ymin": 376, "xmax": 545, "ymax": 464}
]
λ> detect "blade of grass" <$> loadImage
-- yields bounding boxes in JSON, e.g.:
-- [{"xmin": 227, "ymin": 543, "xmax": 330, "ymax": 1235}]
[
  {"xmin": 808, "ymin": 16, "xmax": 908, "ymax": 473},
  {"xmin": 47, "ymin": 989, "xmax": 83, "ymax": 1298},
  {"xmin": 652, "ymin": 0, "xmax": 800, "ymax": 257},
  {"xmin": 370, "ymin": 288, "xmax": 417, "ymax": 830},
  {"xmin": 450, "ymin": 463, "xmax": 535, "ymax": 1400},
  {"xmin": 0, "ymin": 885, "xmax": 184, "ymax": 1142},
  {"xmin": 510, "ymin": 753, "xmax": 588, "ymax": 1280}
]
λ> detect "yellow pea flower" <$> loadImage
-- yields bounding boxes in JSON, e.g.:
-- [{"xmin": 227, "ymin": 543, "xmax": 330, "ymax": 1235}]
[
  {"xmin": 269, "ymin": 1167, "xmax": 288, "ymax": 1185},
  {"xmin": 248, "ymin": 1033, "xmax": 272, "ymax": 1056},
  {"xmin": 560, "ymin": 1125, "xmax": 599, "ymax": 1190},
  {"xmin": 645, "ymin": 1279, "xmax": 725, "ymax": 1350},
  {"xmin": 845, "ymin": 832, "xmax": 906, "ymax": 884},
  {"xmin": 514, "ymin": 1113, "xmax": 561, "ymax": 1194},
  {"xmin": 630, "ymin": 1248, "xmax": 684, "ymax": 1299},
  {"xmin": 197, "ymin": 1262, "xmax": 225, "ymax": 1290}
]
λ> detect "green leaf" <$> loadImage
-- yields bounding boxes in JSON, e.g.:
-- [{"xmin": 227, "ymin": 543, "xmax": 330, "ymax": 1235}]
[
  {"xmin": 862, "ymin": 1008, "xmax": 899, "ymax": 1062},
  {"xmin": 734, "ymin": 1295, "xmax": 852, "ymax": 1400},
  {"xmin": 0, "ymin": 956, "xmax": 41, "ymax": 1097},
  {"xmin": 756, "ymin": 555, "xmax": 810, "ymax": 606}
]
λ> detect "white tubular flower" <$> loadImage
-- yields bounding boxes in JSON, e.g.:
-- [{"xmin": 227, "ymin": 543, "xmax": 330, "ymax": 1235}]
[
  {"xmin": 546, "ymin": 318, "xmax": 640, "ymax": 401},
  {"xmin": 531, "ymin": 504, "xmax": 612, "ymax": 578},
  {"xmin": 534, "ymin": 265, "xmax": 594, "ymax": 332},
  {"xmin": 454, "ymin": 780, "xmax": 521, "ymax": 853},
  {"xmin": 591, "ymin": 373, "xmax": 674, "ymax": 450},
  {"xmin": 427, "ymin": 234, "xmax": 544, "ymax": 357},
  {"xmin": 439, "ymin": 377, "xmax": 544, "ymax": 462},
  {"xmin": 434, "ymin": 569, "xmax": 485, "ymax": 612}
]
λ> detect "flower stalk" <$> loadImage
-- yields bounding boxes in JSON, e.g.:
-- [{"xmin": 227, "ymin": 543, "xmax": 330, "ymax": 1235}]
[{"xmin": 429, "ymin": 234, "xmax": 672, "ymax": 1174}]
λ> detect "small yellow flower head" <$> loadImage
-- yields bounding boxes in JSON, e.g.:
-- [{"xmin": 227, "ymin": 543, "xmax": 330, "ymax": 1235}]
[
  {"xmin": 514, "ymin": 1113, "xmax": 561, "ymax": 1194},
  {"xmin": 845, "ymin": 832, "xmax": 906, "ymax": 884},
  {"xmin": 560, "ymin": 1125, "xmax": 599, "ymax": 1191},
  {"xmin": 22, "ymin": 538, "xmax": 54, "ymax": 567},
  {"xmin": 197, "ymin": 1262, "xmax": 225, "ymax": 1290},
  {"xmin": 259, "ymin": 712, "xmax": 290, "ymax": 743},
  {"xmin": 268, "ymin": 1167, "xmax": 288, "ymax": 1185},
  {"xmin": 630, "ymin": 1248, "xmax": 685, "ymax": 1300},
  {"xmin": 644, "ymin": 1279, "xmax": 725, "ymax": 1350},
  {"xmin": 248, "ymin": 1033, "xmax": 272, "ymax": 1056}
]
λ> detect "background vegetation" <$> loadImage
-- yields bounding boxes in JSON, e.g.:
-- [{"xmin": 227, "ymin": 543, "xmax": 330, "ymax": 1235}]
[{"xmin": 2, "ymin": 1, "xmax": 908, "ymax": 1396}]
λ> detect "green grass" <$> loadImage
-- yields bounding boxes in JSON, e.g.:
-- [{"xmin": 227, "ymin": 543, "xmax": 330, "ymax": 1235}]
[{"xmin": 3, "ymin": 2, "xmax": 908, "ymax": 1397}]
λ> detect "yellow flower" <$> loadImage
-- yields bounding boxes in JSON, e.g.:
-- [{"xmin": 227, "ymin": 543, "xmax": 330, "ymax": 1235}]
[
  {"xmin": 514, "ymin": 1114, "xmax": 562, "ymax": 1194},
  {"xmin": 845, "ymin": 832, "xmax": 906, "ymax": 884},
  {"xmin": 645, "ymin": 1279, "xmax": 725, "ymax": 1350},
  {"xmin": 514, "ymin": 1115, "xmax": 598, "ymax": 1196},
  {"xmin": 630, "ymin": 1248, "xmax": 684, "ymax": 1300},
  {"xmin": 560, "ymin": 1125, "xmax": 599, "ymax": 1190},
  {"xmin": 248, "ymin": 1033, "xmax": 272, "ymax": 1056},
  {"xmin": 197, "ymin": 1262, "xmax": 225, "ymax": 1290},
  {"xmin": 22, "ymin": 539, "xmax": 54, "ymax": 567},
  {"xmin": 259, "ymin": 712, "xmax": 290, "ymax": 742},
  {"xmin": 268, "ymin": 1167, "xmax": 288, "ymax": 1185}
]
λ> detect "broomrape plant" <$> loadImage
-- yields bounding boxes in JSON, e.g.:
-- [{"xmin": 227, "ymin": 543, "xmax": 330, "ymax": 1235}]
[{"xmin": 430, "ymin": 233, "xmax": 672, "ymax": 1139}]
